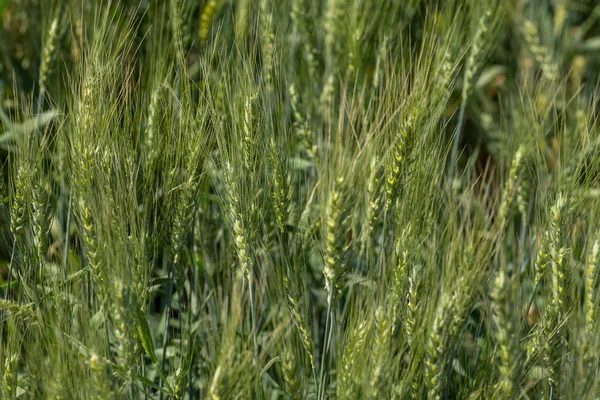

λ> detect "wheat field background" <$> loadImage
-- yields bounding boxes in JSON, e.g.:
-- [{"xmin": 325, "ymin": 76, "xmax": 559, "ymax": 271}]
[{"xmin": 0, "ymin": 0, "xmax": 599, "ymax": 399}]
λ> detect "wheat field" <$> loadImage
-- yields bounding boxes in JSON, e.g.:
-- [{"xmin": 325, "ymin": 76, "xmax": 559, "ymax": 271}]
[{"xmin": 0, "ymin": 0, "xmax": 600, "ymax": 399}]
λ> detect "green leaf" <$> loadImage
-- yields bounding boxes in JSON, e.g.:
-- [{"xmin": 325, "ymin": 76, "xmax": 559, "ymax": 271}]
[
  {"xmin": 11, "ymin": 110, "xmax": 59, "ymax": 133},
  {"xmin": 475, "ymin": 65, "xmax": 507, "ymax": 90},
  {"xmin": 290, "ymin": 157, "xmax": 314, "ymax": 170},
  {"xmin": 135, "ymin": 304, "xmax": 157, "ymax": 365},
  {"xmin": 89, "ymin": 310, "xmax": 105, "ymax": 331},
  {"xmin": 134, "ymin": 301, "xmax": 174, "ymax": 394},
  {"xmin": 260, "ymin": 356, "xmax": 280, "ymax": 377},
  {"xmin": 296, "ymin": 183, "xmax": 318, "ymax": 238},
  {"xmin": 0, "ymin": 102, "xmax": 10, "ymax": 128},
  {"xmin": 134, "ymin": 374, "xmax": 164, "ymax": 392},
  {"xmin": 0, "ymin": 280, "xmax": 20, "ymax": 290},
  {"xmin": 0, "ymin": 0, "xmax": 10, "ymax": 17},
  {"xmin": 0, "ymin": 110, "xmax": 59, "ymax": 147},
  {"xmin": 577, "ymin": 36, "xmax": 600, "ymax": 53},
  {"xmin": 67, "ymin": 268, "xmax": 90, "ymax": 283}
]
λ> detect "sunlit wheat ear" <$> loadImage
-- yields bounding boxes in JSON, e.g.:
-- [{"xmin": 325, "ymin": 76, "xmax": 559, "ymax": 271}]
[
  {"xmin": 234, "ymin": 0, "xmax": 252, "ymax": 49},
  {"xmin": 75, "ymin": 150, "xmax": 105, "ymax": 303},
  {"xmin": 576, "ymin": 239, "xmax": 600, "ymax": 395},
  {"xmin": 112, "ymin": 280, "xmax": 138, "ymax": 382},
  {"xmin": 281, "ymin": 272, "xmax": 315, "ymax": 372},
  {"xmin": 548, "ymin": 195, "xmax": 571, "ymax": 316},
  {"xmin": 289, "ymin": 0, "xmax": 302, "ymax": 35},
  {"xmin": 289, "ymin": 84, "xmax": 316, "ymax": 160},
  {"xmin": 89, "ymin": 353, "xmax": 114, "ymax": 398},
  {"xmin": 2, "ymin": 354, "xmax": 18, "ymax": 398},
  {"xmin": 575, "ymin": 107, "xmax": 591, "ymax": 146},
  {"xmin": 534, "ymin": 231, "xmax": 552, "ymax": 288},
  {"xmin": 424, "ymin": 295, "xmax": 451, "ymax": 400},
  {"xmin": 532, "ymin": 195, "xmax": 572, "ymax": 393},
  {"xmin": 385, "ymin": 114, "xmax": 415, "ymax": 212},
  {"xmin": 289, "ymin": 84, "xmax": 308, "ymax": 140},
  {"xmin": 288, "ymin": 84, "xmax": 303, "ymax": 134},
  {"xmin": 522, "ymin": 19, "xmax": 558, "ymax": 82},
  {"xmin": 324, "ymin": 176, "xmax": 350, "ymax": 301},
  {"xmin": 372, "ymin": 35, "xmax": 389, "ymax": 93},
  {"xmin": 516, "ymin": 173, "xmax": 529, "ymax": 227},
  {"xmin": 39, "ymin": 9, "xmax": 61, "ymax": 93},
  {"xmin": 259, "ymin": 0, "xmax": 275, "ymax": 91},
  {"xmin": 434, "ymin": 47, "xmax": 454, "ymax": 102},
  {"xmin": 171, "ymin": 175, "xmax": 196, "ymax": 268},
  {"xmin": 365, "ymin": 155, "xmax": 384, "ymax": 251},
  {"xmin": 10, "ymin": 164, "xmax": 30, "ymax": 239},
  {"xmin": 405, "ymin": 274, "xmax": 419, "ymax": 353},
  {"xmin": 145, "ymin": 84, "xmax": 164, "ymax": 165},
  {"xmin": 288, "ymin": 0, "xmax": 317, "ymax": 76},
  {"xmin": 450, "ymin": 6, "xmax": 492, "ymax": 170},
  {"xmin": 533, "ymin": 195, "xmax": 570, "ymax": 291},
  {"xmin": 498, "ymin": 146, "xmax": 524, "ymax": 231},
  {"xmin": 491, "ymin": 270, "xmax": 520, "ymax": 398},
  {"xmin": 0, "ymin": 300, "xmax": 41, "ymax": 327},
  {"xmin": 169, "ymin": 0, "xmax": 185, "ymax": 63},
  {"xmin": 448, "ymin": 275, "xmax": 472, "ymax": 339},
  {"xmin": 539, "ymin": 304, "xmax": 563, "ymax": 392},
  {"xmin": 173, "ymin": 367, "xmax": 185, "ymax": 400},
  {"xmin": 324, "ymin": 0, "xmax": 347, "ymax": 70},
  {"xmin": 173, "ymin": 346, "xmax": 195, "ymax": 400},
  {"xmin": 81, "ymin": 200, "xmax": 103, "ymax": 292},
  {"xmin": 5, "ymin": 162, "xmax": 31, "ymax": 302},
  {"xmin": 337, "ymin": 319, "xmax": 368, "ymax": 399},
  {"xmin": 233, "ymin": 210, "xmax": 252, "ymax": 282},
  {"xmin": 369, "ymin": 306, "xmax": 392, "ymax": 398},
  {"xmin": 281, "ymin": 343, "xmax": 302, "ymax": 399},
  {"xmin": 31, "ymin": 177, "xmax": 48, "ymax": 272},
  {"xmin": 199, "ymin": 0, "xmax": 219, "ymax": 46},
  {"xmin": 585, "ymin": 238, "xmax": 599, "ymax": 331},
  {"xmin": 347, "ymin": 28, "xmax": 362, "ymax": 77},
  {"xmin": 528, "ymin": 233, "xmax": 555, "ymax": 367},
  {"xmin": 392, "ymin": 247, "xmax": 408, "ymax": 320},
  {"xmin": 268, "ymin": 137, "xmax": 290, "ymax": 233},
  {"xmin": 209, "ymin": 365, "xmax": 226, "ymax": 400},
  {"xmin": 462, "ymin": 8, "xmax": 492, "ymax": 102},
  {"xmin": 550, "ymin": 246, "xmax": 569, "ymax": 316},
  {"xmin": 320, "ymin": 74, "xmax": 336, "ymax": 120},
  {"xmin": 243, "ymin": 92, "xmax": 259, "ymax": 171},
  {"xmin": 209, "ymin": 289, "xmax": 255, "ymax": 399}
]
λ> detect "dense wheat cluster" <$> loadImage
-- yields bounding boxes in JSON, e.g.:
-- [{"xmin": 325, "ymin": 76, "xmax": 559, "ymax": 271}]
[{"xmin": 1, "ymin": 0, "xmax": 600, "ymax": 398}]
